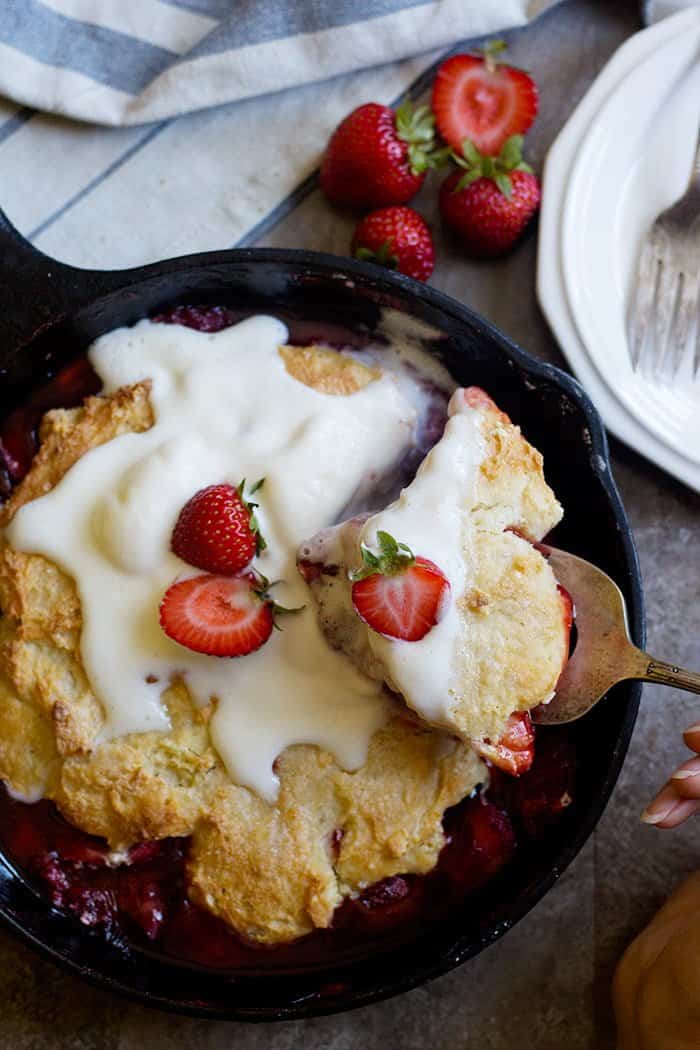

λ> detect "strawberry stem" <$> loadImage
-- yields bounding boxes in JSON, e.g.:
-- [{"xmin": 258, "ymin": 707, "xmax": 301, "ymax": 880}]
[
  {"xmin": 350, "ymin": 530, "xmax": 416, "ymax": 581},
  {"xmin": 480, "ymin": 38, "xmax": 507, "ymax": 74},
  {"xmin": 249, "ymin": 568, "xmax": 305, "ymax": 628}
]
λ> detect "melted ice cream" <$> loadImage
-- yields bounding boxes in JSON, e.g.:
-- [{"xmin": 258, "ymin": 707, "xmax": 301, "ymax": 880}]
[{"xmin": 6, "ymin": 315, "xmax": 433, "ymax": 801}]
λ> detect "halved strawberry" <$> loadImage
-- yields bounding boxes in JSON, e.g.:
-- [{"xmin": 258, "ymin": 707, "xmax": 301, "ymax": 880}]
[
  {"xmin": 431, "ymin": 41, "xmax": 538, "ymax": 156},
  {"xmin": 159, "ymin": 573, "xmax": 275, "ymax": 657},
  {"xmin": 350, "ymin": 530, "xmax": 450, "ymax": 642},
  {"xmin": 474, "ymin": 711, "xmax": 535, "ymax": 776},
  {"xmin": 171, "ymin": 480, "xmax": 265, "ymax": 576}
]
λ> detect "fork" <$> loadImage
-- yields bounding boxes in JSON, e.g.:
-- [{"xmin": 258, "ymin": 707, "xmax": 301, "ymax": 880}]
[
  {"xmin": 532, "ymin": 546, "xmax": 700, "ymax": 726},
  {"xmin": 627, "ymin": 124, "xmax": 700, "ymax": 380}
]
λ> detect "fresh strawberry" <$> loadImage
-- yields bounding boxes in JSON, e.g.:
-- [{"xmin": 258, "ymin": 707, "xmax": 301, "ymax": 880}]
[
  {"xmin": 171, "ymin": 480, "xmax": 265, "ymax": 576},
  {"xmin": 473, "ymin": 711, "xmax": 535, "ymax": 776},
  {"xmin": 320, "ymin": 100, "xmax": 447, "ymax": 208},
  {"xmin": 350, "ymin": 530, "xmax": 450, "ymax": 642},
  {"xmin": 160, "ymin": 572, "xmax": 279, "ymax": 658},
  {"xmin": 439, "ymin": 135, "xmax": 540, "ymax": 258},
  {"xmin": 352, "ymin": 206, "xmax": 435, "ymax": 282},
  {"xmin": 431, "ymin": 41, "xmax": 538, "ymax": 156}
]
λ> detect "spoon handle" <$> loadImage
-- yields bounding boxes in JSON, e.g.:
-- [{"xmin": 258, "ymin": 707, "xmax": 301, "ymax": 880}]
[{"xmin": 635, "ymin": 652, "xmax": 700, "ymax": 696}]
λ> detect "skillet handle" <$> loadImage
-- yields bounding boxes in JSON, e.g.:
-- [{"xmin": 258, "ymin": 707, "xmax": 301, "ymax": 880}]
[{"xmin": 0, "ymin": 207, "xmax": 124, "ymax": 354}]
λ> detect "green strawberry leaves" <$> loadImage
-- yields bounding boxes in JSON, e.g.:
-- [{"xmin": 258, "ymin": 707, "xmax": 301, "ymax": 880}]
[
  {"xmin": 451, "ymin": 134, "xmax": 533, "ymax": 198},
  {"xmin": 354, "ymin": 240, "xmax": 399, "ymax": 270},
  {"xmin": 394, "ymin": 99, "xmax": 451, "ymax": 175},
  {"xmin": 249, "ymin": 568, "xmax": 305, "ymax": 628},
  {"xmin": 350, "ymin": 530, "xmax": 416, "ymax": 581}
]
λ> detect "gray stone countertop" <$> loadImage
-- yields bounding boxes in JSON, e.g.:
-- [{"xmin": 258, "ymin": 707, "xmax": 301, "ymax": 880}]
[{"xmin": 1, "ymin": 1, "xmax": 698, "ymax": 1047}]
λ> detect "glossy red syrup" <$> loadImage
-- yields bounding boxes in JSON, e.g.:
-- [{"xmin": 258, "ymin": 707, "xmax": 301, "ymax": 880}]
[{"xmin": 0, "ymin": 305, "xmax": 577, "ymax": 969}]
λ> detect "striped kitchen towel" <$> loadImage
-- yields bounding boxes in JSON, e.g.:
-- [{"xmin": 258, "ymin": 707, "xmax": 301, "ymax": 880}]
[
  {"xmin": 0, "ymin": 0, "xmax": 567, "ymax": 270},
  {"xmin": 0, "ymin": 1, "xmax": 561, "ymax": 126}
]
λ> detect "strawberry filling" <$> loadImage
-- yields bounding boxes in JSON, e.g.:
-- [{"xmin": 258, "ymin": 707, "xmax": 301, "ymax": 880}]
[
  {"xmin": 0, "ymin": 725, "xmax": 574, "ymax": 967},
  {"xmin": 0, "ymin": 356, "xmax": 101, "ymax": 495},
  {"xmin": 474, "ymin": 712, "xmax": 536, "ymax": 777}
]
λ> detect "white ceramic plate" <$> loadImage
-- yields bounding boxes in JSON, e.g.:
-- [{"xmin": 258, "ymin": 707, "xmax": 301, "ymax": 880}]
[{"xmin": 537, "ymin": 8, "xmax": 700, "ymax": 492}]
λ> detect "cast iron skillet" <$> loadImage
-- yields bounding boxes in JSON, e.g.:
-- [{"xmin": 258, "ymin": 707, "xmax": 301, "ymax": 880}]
[{"xmin": 0, "ymin": 207, "xmax": 644, "ymax": 1021}]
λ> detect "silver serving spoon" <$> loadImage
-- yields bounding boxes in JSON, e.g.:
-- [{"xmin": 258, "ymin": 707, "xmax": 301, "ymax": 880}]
[{"xmin": 532, "ymin": 546, "xmax": 700, "ymax": 725}]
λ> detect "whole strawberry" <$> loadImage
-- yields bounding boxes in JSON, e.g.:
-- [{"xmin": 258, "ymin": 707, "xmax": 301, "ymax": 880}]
[
  {"xmin": 352, "ymin": 206, "xmax": 435, "ymax": 282},
  {"xmin": 439, "ymin": 135, "xmax": 540, "ymax": 258},
  {"xmin": 171, "ymin": 480, "xmax": 265, "ymax": 575},
  {"xmin": 320, "ymin": 100, "xmax": 446, "ymax": 209},
  {"xmin": 432, "ymin": 40, "xmax": 538, "ymax": 156}
]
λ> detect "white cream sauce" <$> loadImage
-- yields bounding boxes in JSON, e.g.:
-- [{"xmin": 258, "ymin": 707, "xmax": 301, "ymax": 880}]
[
  {"xmin": 6, "ymin": 315, "xmax": 432, "ymax": 802},
  {"xmin": 359, "ymin": 395, "xmax": 485, "ymax": 729}
]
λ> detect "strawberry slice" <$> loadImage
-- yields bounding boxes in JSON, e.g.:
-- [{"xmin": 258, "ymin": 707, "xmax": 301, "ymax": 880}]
[
  {"xmin": 350, "ymin": 530, "xmax": 450, "ymax": 642},
  {"xmin": 172, "ymin": 480, "xmax": 265, "ymax": 576},
  {"xmin": 159, "ymin": 573, "xmax": 275, "ymax": 658},
  {"xmin": 431, "ymin": 42, "xmax": 538, "ymax": 156},
  {"xmin": 474, "ymin": 711, "xmax": 535, "ymax": 776}
]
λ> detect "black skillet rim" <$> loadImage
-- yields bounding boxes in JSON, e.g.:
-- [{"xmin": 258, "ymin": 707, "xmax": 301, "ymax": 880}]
[{"xmin": 0, "ymin": 247, "xmax": 644, "ymax": 1021}]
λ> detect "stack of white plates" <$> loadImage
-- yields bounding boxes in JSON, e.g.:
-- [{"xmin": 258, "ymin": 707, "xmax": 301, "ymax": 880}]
[{"xmin": 537, "ymin": 7, "xmax": 700, "ymax": 492}]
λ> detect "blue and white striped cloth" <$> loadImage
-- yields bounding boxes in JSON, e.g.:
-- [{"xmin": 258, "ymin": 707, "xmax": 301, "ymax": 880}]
[
  {"xmin": 0, "ymin": 0, "xmax": 682, "ymax": 272},
  {"xmin": 0, "ymin": 0, "xmax": 568, "ymax": 269},
  {"xmin": 0, "ymin": 1, "xmax": 560, "ymax": 125}
]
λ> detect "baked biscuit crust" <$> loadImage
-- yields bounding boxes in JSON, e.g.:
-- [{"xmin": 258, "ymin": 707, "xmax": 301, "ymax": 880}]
[{"xmin": 0, "ymin": 349, "xmax": 485, "ymax": 944}]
